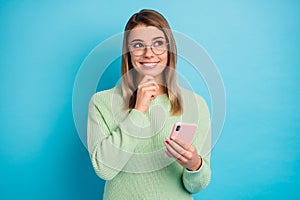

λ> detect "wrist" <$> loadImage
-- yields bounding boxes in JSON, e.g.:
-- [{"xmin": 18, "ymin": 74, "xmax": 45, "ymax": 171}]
[
  {"xmin": 134, "ymin": 106, "xmax": 147, "ymax": 114},
  {"xmin": 187, "ymin": 156, "xmax": 202, "ymax": 171}
]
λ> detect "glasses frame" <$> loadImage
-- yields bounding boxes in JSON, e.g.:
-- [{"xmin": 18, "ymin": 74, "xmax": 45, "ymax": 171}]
[{"xmin": 128, "ymin": 41, "xmax": 169, "ymax": 56}]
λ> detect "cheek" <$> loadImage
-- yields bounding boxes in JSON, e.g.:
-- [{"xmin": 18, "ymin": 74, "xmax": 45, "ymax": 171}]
[
  {"xmin": 130, "ymin": 55, "xmax": 139, "ymax": 67},
  {"xmin": 160, "ymin": 53, "xmax": 168, "ymax": 65}
]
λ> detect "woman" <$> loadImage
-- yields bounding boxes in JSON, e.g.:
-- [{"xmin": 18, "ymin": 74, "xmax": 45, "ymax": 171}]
[{"xmin": 87, "ymin": 9, "xmax": 211, "ymax": 200}]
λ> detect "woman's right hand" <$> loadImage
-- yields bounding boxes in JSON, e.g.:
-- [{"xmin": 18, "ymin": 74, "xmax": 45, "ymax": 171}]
[{"xmin": 134, "ymin": 75, "xmax": 159, "ymax": 114}]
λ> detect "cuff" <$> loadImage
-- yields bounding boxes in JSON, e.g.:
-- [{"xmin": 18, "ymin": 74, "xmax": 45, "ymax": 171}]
[
  {"xmin": 182, "ymin": 157, "xmax": 211, "ymax": 193},
  {"xmin": 184, "ymin": 157, "xmax": 205, "ymax": 175},
  {"xmin": 119, "ymin": 109, "xmax": 150, "ymax": 138},
  {"xmin": 128, "ymin": 109, "xmax": 149, "ymax": 127}
]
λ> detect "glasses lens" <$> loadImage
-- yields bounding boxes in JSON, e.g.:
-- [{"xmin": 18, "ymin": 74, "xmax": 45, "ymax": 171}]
[
  {"xmin": 152, "ymin": 46, "xmax": 167, "ymax": 55},
  {"xmin": 152, "ymin": 40, "xmax": 168, "ymax": 55},
  {"xmin": 129, "ymin": 43, "xmax": 144, "ymax": 56},
  {"xmin": 131, "ymin": 48, "xmax": 144, "ymax": 56}
]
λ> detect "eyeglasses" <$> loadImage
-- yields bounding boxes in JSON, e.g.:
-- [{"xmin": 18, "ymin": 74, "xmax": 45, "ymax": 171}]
[{"xmin": 128, "ymin": 40, "xmax": 169, "ymax": 56}]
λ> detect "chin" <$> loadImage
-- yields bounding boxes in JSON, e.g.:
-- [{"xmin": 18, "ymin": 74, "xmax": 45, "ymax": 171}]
[
  {"xmin": 137, "ymin": 65, "xmax": 165, "ymax": 77},
  {"xmin": 140, "ymin": 69, "xmax": 164, "ymax": 77}
]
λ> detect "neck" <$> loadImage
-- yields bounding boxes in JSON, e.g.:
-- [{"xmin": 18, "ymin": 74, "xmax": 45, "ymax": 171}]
[
  {"xmin": 154, "ymin": 75, "xmax": 166, "ymax": 95},
  {"xmin": 157, "ymin": 85, "xmax": 167, "ymax": 95}
]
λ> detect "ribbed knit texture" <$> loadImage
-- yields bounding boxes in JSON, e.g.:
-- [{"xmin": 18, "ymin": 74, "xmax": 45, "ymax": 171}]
[{"xmin": 87, "ymin": 85, "xmax": 211, "ymax": 200}]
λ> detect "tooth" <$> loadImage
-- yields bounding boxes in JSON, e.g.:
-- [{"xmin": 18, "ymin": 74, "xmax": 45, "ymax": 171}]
[{"xmin": 144, "ymin": 63, "xmax": 156, "ymax": 67}]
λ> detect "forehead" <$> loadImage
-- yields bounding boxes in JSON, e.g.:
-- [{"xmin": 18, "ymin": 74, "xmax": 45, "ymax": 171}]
[{"xmin": 128, "ymin": 25, "xmax": 165, "ymax": 42}]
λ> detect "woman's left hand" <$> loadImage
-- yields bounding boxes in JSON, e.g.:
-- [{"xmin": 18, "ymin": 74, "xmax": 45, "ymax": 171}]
[{"xmin": 164, "ymin": 137, "xmax": 202, "ymax": 171}]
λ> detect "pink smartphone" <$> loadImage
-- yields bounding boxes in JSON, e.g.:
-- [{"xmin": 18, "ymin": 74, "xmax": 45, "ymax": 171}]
[{"xmin": 164, "ymin": 122, "xmax": 198, "ymax": 158}]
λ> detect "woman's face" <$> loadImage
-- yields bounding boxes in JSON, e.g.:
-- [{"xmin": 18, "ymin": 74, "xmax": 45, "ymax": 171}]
[{"xmin": 128, "ymin": 25, "xmax": 168, "ymax": 78}]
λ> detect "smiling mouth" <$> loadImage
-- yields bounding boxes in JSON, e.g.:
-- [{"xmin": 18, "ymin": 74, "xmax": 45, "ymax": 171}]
[{"xmin": 140, "ymin": 62, "xmax": 159, "ymax": 69}]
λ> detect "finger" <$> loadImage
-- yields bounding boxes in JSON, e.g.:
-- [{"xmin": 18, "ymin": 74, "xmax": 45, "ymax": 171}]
[
  {"xmin": 139, "ymin": 83, "xmax": 160, "ymax": 96},
  {"xmin": 170, "ymin": 136, "xmax": 191, "ymax": 150},
  {"xmin": 170, "ymin": 137, "xmax": 198, "ymax": 161},
  {"xmin": 165, "ymin": 138, "xmax": 186, "ymax": 158},
  {"xmin": 165, "ymin": 141, "xmax": 193, "ymax": 168},
  {"xmin": 136, "ymin": 89, "xmax": 158, "ymax": 107},
  {"xmin": 139, "ymin": 90, "xmax": 158, "ymax": 101},
  {"xmin": 165, "ymin": 143, "xmax": 188, "ymax": 164},
  {"xmin": 139, "ymin": 81, "xmax": 159, "ymax": 90},
  {"xmin": 165, "ymin": 151, "xmax": 172, "ymax": 157},
  {"xmin": 164, "ymin": 145, "xmax": 173, "ymax": 158},
  {"xmin": 138, "ymin": 83, "xmax": 159, "ymax": 96},
  {"xmin": 164, "ymin": 141, "xmax": 181, "ymax": 159},
  {"xmin": 170, "ymin": 136, "xmax": 193, "ymax": 150},
  {"xmin": 139, "ymin": 85, "xmax": 159, "ymax": 93},
  {"xmin": 139, "ymin": 76, "xmax": 159, "ymax": 88},
  {"xmin": 167, "ymin": 137, "xmax": 197, "ymax": 161}
]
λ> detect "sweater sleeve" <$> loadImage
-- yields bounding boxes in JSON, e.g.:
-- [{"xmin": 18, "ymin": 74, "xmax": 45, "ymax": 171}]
[
  {"xmin": 87, "ymin": 94, "xmax": 148, "ymax": 181},
  {"xmin": 182, "ymin": 127, "xmax": 212, "ymax": 193},
  {"xmin": 182, "ymin": 94, "xmax": 212, "ymax": 193}
]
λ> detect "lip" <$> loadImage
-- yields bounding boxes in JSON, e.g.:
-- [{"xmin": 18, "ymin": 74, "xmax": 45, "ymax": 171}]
[{"xmin": 140, "ymin": 62, "xmax": 160, "ymax": 69}]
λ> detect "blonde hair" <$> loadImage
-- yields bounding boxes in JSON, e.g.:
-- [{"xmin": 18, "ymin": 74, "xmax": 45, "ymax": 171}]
[{"xmin": 121, "ymin": 9, "xmax": 182, "ymax": 115}]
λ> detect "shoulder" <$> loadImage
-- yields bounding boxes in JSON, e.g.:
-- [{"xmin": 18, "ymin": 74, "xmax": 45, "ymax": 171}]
[
  {"xmin": 179, "ymin": 87, "xmax": 211, "ymax": 130},
  {"xmin": 90, "ymin": 85, "xmax": 123, "ymax": 107},
  {"xmin": 180, "ymin": 87, "xmax": 208, "ymax": 107}
]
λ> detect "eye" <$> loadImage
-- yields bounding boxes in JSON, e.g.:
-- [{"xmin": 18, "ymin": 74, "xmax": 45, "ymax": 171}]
[
  {"xmin": 153, "ymin": 40, "xmax": 164, "ymax": 47},
  {"xmin": 132, "ymin": 42, "xmax": 144, "ymax": 49}
]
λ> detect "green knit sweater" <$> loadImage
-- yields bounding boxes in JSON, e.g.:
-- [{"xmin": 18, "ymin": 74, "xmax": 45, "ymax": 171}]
[{"xmin": 87, "ymin": 85, "xmax": 211, "ymax": 200}]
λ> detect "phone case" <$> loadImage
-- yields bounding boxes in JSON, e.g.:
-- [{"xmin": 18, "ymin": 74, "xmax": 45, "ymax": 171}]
[{"xmin": 164, "ymin": 122, "xmax": 198, "ymax": 158}]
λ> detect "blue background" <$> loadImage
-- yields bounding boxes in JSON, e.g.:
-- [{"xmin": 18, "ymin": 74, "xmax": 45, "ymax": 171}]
[{"xmin": 1, "ymin": 0, "xmax": 299, "ymax": 199}]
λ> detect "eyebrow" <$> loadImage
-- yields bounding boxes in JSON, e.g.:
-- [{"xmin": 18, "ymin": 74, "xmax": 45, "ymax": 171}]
[{"xmin": 129, "ymin": 36, "xmax": 165, "ymax": 43}]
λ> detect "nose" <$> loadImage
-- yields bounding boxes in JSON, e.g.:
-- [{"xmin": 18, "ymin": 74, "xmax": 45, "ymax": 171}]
[{"xmin": 144, "ymin": 46, "xmax": 154, "ymax": 57}]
